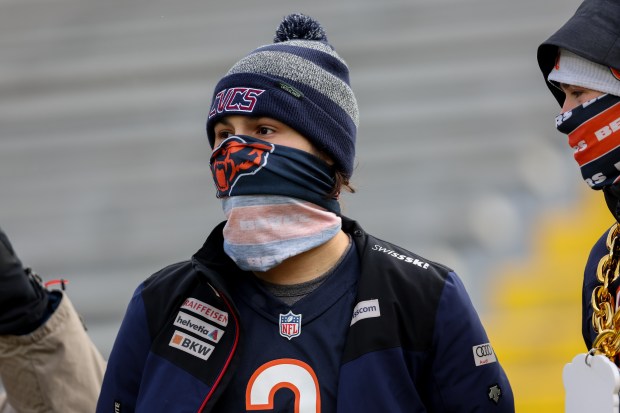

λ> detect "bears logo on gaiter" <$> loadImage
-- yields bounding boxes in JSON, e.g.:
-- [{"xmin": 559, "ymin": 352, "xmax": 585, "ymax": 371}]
[{"xmin": 210, "ymin": 136, "xmax": 274, "ymax": 196}]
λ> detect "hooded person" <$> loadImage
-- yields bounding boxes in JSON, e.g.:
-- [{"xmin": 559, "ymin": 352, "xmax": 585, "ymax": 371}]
[
  {"xmin": 537, "ymin": 0, "xmax": 620, "ymax": 357},
  {"xmin": 97, "ymin": 13, "xmax": 514, "ymax": 412}
]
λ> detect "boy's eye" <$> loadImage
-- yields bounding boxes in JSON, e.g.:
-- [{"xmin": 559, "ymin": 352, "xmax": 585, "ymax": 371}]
[
  {"xmin": 215, "ymin": 131, "xmax": 232, "ymax": 142},
  {"xmin": 258, "ymin": 127, "xmax": 274, "ymax": 135}
]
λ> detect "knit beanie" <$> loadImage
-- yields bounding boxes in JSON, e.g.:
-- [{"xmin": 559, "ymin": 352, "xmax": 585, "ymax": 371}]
[
  {"xmin": 548, "ymin": 49, "xmax": 620, "ymax": 97},
  {"xmin": 206, "ymin": 13, "xmax": 358, "ymax": 178}
]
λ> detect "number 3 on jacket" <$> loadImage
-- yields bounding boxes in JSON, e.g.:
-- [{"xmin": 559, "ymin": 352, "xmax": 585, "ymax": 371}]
[{"xmin": 246, "ymin": 358, "xmax": 321, "ymax": 413}]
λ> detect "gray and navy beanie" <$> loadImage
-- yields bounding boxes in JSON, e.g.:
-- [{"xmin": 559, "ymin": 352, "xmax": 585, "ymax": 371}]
[{"xmin": 206, "ymin": 13, "xmax": 359, "ymax": 178}]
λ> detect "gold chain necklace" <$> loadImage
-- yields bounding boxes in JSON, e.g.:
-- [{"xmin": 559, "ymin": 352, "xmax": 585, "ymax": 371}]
[{"xmin": 591, "ymin": 223, "xmax": 620, "ymax": 361}]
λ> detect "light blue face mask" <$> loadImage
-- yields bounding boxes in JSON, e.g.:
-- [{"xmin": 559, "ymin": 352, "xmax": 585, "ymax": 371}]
[{"xmin": 221, "ymin": 195, "xmax": 341, "ymax": 272}]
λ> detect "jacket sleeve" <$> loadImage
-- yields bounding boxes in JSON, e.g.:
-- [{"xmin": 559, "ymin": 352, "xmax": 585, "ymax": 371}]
[
  {"xmin": 0, "ymin": 293, "xmax": 105, "ymax": 413},
  {"xmin": 430, "ymin": 271, "xmax": 514, "ymax": 412},
  {"xmin": 97, "ymin": 283, "xmax": 151, "ymax": 413}
]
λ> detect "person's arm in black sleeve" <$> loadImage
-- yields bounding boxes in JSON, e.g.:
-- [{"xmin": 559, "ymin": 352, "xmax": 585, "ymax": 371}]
[
  {"xmin": 0, "ymin": 227, "xmax": 55, "ymax": 335},
  {"xmin": 0, "ymin": 227, "xmax": 105, "ymax": 412}
]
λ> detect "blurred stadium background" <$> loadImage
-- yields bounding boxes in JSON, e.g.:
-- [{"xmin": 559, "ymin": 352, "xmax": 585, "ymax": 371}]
[{"xmin": 1, "ymin": 0, "xmax": 611, "ymax": 410}]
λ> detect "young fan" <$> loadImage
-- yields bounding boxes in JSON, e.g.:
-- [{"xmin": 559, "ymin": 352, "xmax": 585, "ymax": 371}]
[
  {"xmin": 537, "ymin": 0, "xmax": 620, "ymax": 356},
  {"xmin": 97, "ymin": 13, "xmax": 514, "ymax": 412}
]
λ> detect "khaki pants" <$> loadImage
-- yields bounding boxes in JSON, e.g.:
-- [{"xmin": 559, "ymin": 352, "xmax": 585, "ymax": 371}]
[{"xmin": 0, "ymin": 293, "xmax": 106, "ymax": 413}]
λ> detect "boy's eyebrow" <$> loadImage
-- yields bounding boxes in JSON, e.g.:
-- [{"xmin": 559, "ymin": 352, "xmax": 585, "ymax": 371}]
[
  {"xmin": 216, "ymin": 118, "xmax": 232, "ymax": 127},
  {"xmin": 215, "ymin": 116, "xmax": 264, "ymax": 127},
  {"xmin": 559, "ymin": 83, "xmax": 575, "ymax": 92},
  {"xmin": 560, "ymin": 82, "xmax": 586, "ymax": 90},
  {"xmin": 255, "ymin": 117, "xmax": 282, "ymax": 125}
]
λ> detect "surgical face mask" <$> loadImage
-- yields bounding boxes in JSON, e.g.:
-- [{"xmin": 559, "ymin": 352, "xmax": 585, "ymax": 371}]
[{"xmin": 555, "ymin": 93, "xmax": 620, "ymax": 189}]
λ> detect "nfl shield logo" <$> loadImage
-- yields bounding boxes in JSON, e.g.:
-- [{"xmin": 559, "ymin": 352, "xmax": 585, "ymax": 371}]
[{"xmin": 279, "ymin": 310, "xmax": 302, "ymax": 340}]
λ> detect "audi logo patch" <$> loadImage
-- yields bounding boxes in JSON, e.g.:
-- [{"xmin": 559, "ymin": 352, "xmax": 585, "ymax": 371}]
[{"xmin": 472, "ymin": 343, "xmax": 497, "ymax": 366}]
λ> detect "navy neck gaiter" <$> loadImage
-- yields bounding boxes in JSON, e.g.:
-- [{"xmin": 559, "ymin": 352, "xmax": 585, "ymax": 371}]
[{"xmin": 209, "ymin": 135, "xmax": 340, "ymax": 215}]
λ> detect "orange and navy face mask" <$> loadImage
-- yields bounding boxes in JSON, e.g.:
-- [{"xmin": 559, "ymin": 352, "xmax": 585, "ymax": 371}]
[
  {"xmin": 209, "ymin": 135, "xmax": 340, "ymax": 214},
  {"xmin": 556, "ymin": 94, "xmax": 620, "ymax": 189}
]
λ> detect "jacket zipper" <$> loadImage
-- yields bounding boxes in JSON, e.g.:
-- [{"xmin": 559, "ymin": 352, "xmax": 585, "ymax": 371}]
[{"xmin": 196, "ymin": 285, "xmax": 240, "ymax": 412}]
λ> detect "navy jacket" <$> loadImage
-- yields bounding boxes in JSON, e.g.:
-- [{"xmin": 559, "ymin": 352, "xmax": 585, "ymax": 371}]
[{"xmin": 97, "ymin": 218, "xmax": 514, "ymax": 412}]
